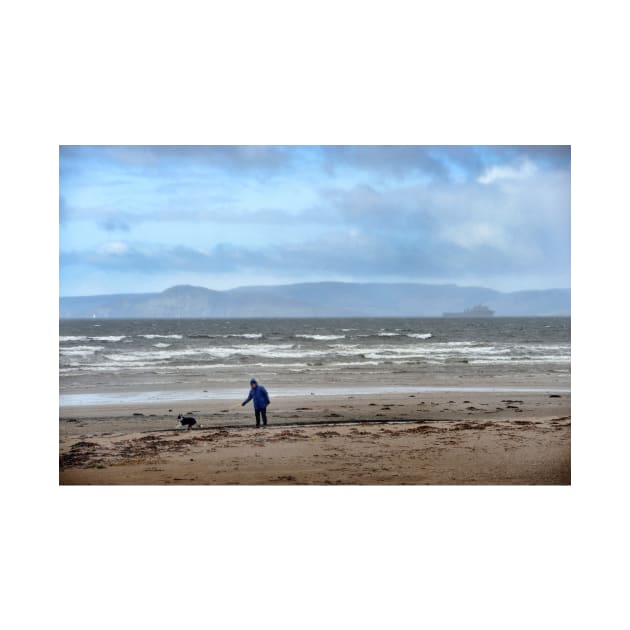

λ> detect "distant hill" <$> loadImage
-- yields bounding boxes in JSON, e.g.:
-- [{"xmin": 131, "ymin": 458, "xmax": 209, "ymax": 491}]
[{"xmin": 59, "ymin": 282, "xmax": 571, "ymax": 318}]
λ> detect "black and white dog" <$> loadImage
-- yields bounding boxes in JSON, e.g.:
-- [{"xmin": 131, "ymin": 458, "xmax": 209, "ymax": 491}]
[{"xmin": 177, "ymin": 414, "xmax": 200, "ymax": 430}]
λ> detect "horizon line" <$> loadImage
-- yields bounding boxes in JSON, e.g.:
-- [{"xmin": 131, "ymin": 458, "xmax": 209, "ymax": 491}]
[{"xmin": 59, "ymin": 279, "xmax": 572, "ymax": 299}]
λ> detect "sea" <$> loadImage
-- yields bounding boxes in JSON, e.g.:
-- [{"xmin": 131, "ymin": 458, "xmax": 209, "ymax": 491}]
[{"xmin": 59, "ymin": 317, "xmax": 571, "ymax": 406}]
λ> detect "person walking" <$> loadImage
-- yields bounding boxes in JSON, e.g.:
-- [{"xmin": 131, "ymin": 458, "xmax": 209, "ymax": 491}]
[{"xmin": 241, "ymin": 378, "xmax": 270, "ymax": 427}]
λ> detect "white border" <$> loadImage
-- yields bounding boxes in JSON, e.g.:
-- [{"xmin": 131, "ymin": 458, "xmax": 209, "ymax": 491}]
[{"xmin": 5, "ymin": 1, "xmax": 628, "ymax": 628}]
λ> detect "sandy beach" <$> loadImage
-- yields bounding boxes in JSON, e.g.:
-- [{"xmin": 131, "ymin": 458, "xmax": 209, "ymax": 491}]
[{"xmin": 60, "ymin": 390, "xmax": 570, "ymax": 484}]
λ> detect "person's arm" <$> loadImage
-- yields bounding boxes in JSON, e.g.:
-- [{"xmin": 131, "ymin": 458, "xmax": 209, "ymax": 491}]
[
  {"xmin": 264, "ymin": 387, "xmax": 270, "ymax": 405},
  {"xmin": 242, "ymin": 391, "xmax": 253, "ymax": 406}
]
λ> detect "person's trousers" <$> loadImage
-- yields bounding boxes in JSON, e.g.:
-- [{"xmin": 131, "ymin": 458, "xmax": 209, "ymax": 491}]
[{"xmin": 255, "ymin": 408, "xmax": 268, "ymax": 427}]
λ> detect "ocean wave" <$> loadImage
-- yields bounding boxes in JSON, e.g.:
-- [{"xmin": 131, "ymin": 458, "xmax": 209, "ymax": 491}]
[
  {"xmin": 60, "ymin": 350, "xmax": 570, "ymax": 374},
  {"xmin": 187, "ymin": 333, "xmax": 263, "ymax": 339},
  {"xmin": 60, "ymin": 335, "xmax": 88, "ymax": 342},
  {"xmin": 59, "ymin": 345, "xmax": 104, "ymax": 356},
  {"xmin": 97, "ymin": 343, "xmax": 304, "ymax": 363},
  {"xmin": 470, "ymin": 357, "xmax": 571, "ymax": 365},
  {"xmin": 139, "ymin": 334, "xmax": 183, "ymax": 339},
  {"xmin": 356, "ymin": 332, "xmax": 432, "ymax": 339},
  {"xmin": 60, "ymin": 363, "xmax": 155, "ymax": 372},
  {"xmin": 59, "ymin": 337, "xmax": 571, "ymax": 372},
  {"xmin": 62, "ymin": 341, "xmax": 531, "ymax": 364},
  {"xmin": 90, "ymin": 336, "xmax": 127, "ymax": 342},
  {"xmin": 103, "ymin": 348, "xmax": 201, "ymax": 362},
  {"xmin": 59, "ymin": 361, "xmax": 312, "ymax": 375},
  {"xmin": 312, "ymin": 360, "xmax": 380, "ymax": 368},
  {"xmin": 296, "ymin": 334, "xmax": 346, "ymax": 340},
  {"xmin": 511, "ymin": 344, "xmax": 571, "ymax": 352}
]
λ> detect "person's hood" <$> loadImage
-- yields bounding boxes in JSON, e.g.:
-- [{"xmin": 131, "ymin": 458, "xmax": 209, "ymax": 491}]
[{"xmin": 250, "ymin": 378, "xmax": 257, "ymax": 385}]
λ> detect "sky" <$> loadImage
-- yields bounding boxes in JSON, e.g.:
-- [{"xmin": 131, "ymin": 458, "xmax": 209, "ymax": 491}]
[{"xmin": 59, "ymin": 145, "xmax": 570, "ymax": 296}]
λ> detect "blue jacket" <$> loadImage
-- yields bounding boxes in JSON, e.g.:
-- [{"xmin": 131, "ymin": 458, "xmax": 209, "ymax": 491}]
[{"xmin": 242, "ymin": 383, "xmax": 270, "ymax": 410}]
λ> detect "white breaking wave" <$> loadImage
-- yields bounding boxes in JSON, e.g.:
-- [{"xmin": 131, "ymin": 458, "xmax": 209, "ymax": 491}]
[
  {"xmin": 313, "ymin": 360, "xmax": 380, "ymax": 369},
  {"xmin": 190, "ymin": 333, "xmax": 263, "ymax": 338},
  {"xmin": 139, "ymin": 334, "xmax": 183, "ymax": 339},
  {"xmin": 407, "ymin": 333, "xmax": 433, "ymax": 339},
  {"xmin": 103, "ymin": 348, "xmax": 202, "ymax": 362},
  {"xmin": 59, "ymin": 361, "xmax": 313, "ymax": 375},
  {"xmin": 60, "ymin": 340, "xmax": 570, "ymax": 364},
  {"xmin": 97, "ymin": 343, "xmax": 310, "ymax": 363},
  {"xmin": 59, "ymin": 345, "xmax": 104, "ymax": 356},
  {"xmin": 90, "ymin": 336, "xmax": 127, "ymax": 342},
  {"xmin": 471, "ymin": 356, "xmax": 570, "ymax": 365},
  {"xmin": 76, "ymin": 341, "xmax": 557, "ymax": 365},
  {"xmin": 296, "ymin": 334, "xmax": 346, "ymax": 340},
  {"xmin": 60, "ymin": 335, "xmax": 88, "ymax": 342}
]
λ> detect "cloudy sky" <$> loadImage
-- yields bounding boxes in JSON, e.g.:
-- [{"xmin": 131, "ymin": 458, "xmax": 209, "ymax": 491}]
[{"xmin": 59, "ymin": 145, "xmax": 570, "ymax": 296}]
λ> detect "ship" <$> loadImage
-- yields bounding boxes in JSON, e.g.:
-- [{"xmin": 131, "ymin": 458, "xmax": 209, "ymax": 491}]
[{"xmin": 442, "ymin": 304, "xmax": 495, "ymax": 318}]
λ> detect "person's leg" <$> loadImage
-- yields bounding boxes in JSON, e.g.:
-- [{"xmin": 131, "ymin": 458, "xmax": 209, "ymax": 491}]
[
  {"xmin": 255, "ymin": 409, "xmax": 261, "ymax": 427},
  {"xmin": 261, "ymin": 408, "xmax": 267, "ymax": 426}
]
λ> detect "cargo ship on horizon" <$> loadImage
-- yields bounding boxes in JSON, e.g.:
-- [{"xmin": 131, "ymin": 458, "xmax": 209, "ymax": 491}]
[{"xmin": 442, "ymin": 304, "xmax": 495, "ymax": 318}]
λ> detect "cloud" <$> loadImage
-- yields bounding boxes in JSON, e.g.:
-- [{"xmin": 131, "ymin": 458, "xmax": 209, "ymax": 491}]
[
  {"xmin": 61, "ymin": 145, "xmax": 299, "ymax": 175},
  {"xmin": 319, "ymin": 146, "xmax": 568, "ymax": 182},
  {"xmin": 99, "ymin": 215, "xmax": 132, "ymax": 232},
  {"xmin": 439, "ymin": 222, "xmax": 510, "ymax": 251},
  {"xmin": 60, "ymin": 146, "xmax": 570, "ymax": 186},
  {"xmin": 61, "ymin": 242, "xmax": 256, "ymax": 274},
  {"xmin": 477, "ymin": 159, "xmax": 538, "ymax": 184},
  {"xmin": 493, "ymin": 145, "xmax": 570, "ymax": 168},
  {"xmin": 60, "ymin": 216, "xmax": 563, "ymax": 283},
  {"xmin": 59, "ymin": 201, "xmax": 134, "ymax": 231},
  {"xmin": 319, "ymin": 146, "xmax": 451, "ymax": 179},
  {"xmin": 59, "ymin": 146, "xmax": 571, "ymax": 293},
  {"xmin": 60, "ymin": 202, "xmax": 326, "ymax": 229},
  {"xmin": 59, "ymin": 196, "xmax": 69, "ymax": 224},
  {"xmin": 96, "ymin": 241, "xmax": 130, "ymax": 255}
]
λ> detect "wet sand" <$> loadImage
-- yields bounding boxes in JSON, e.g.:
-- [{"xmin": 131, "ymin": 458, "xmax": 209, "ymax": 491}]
[{"xmin": 59, "ymin": 391, "xmax": 570, "ymax": 485}]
